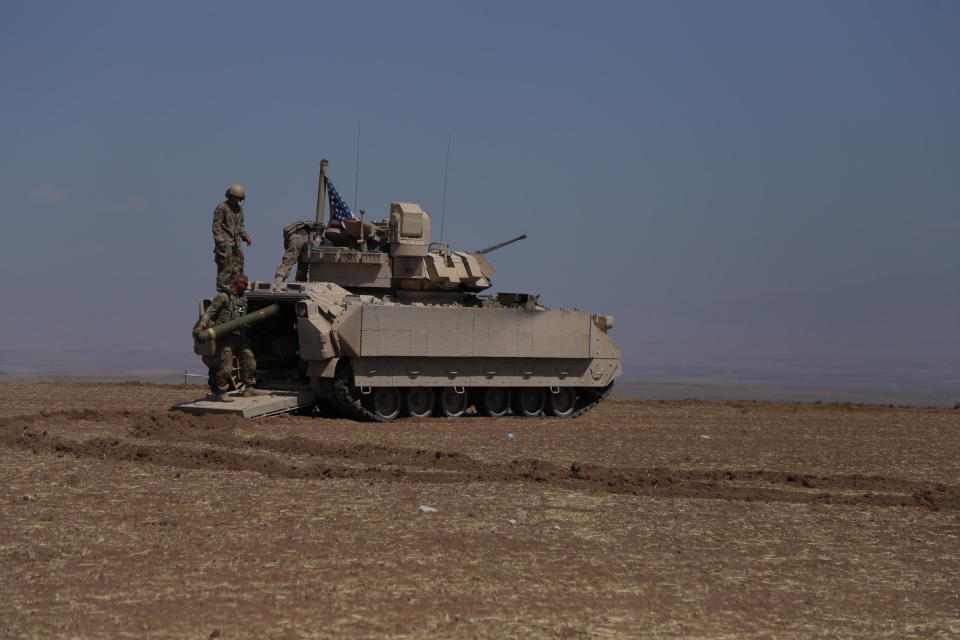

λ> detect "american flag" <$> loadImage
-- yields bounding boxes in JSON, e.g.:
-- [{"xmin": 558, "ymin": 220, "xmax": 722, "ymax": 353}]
[{"xmin": 325, "ymin": 176, "xmax": 358, "ymax": 229}]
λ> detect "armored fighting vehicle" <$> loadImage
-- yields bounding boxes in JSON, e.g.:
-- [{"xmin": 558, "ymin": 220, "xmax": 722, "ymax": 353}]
[{"xmin": 175, "ymin": 160, "xmax": 621, "ymax": 420}]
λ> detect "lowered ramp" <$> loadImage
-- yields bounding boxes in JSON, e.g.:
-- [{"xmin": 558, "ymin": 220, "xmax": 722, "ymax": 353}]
[{"xmin": 171, "ymin": 390, "xmax": 315, "ymax": 418}]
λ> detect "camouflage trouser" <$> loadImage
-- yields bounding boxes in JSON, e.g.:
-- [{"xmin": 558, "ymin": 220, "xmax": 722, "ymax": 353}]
[
  {"xmin": 215, "ymin": 244, "xmax": 245, "ymax": 291},
  {"xmin": 274, "ymin": 234, "xmax": 308, "ymax": 282},
  {"xmin": 210, "ymin": 332, "xmax": 257, "ymax": 394}
]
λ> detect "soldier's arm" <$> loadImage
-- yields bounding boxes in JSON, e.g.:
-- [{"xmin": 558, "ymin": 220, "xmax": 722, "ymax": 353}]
[
  {"xmin": 212, "ymin": 205, "xmax": 229, "ymax": 245},
  {"xmin": 195, "ymin": 293, "xmax": 226, "ymax": 331},
  {"xmin": 239, "ymin": 209, "xmax": 251, "ymax": 243}
]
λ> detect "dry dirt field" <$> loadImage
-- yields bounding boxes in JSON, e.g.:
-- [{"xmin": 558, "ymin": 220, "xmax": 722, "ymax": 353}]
[{"xmin": 1, "ymin": 382, "xmax": 958, "ymax": 639}]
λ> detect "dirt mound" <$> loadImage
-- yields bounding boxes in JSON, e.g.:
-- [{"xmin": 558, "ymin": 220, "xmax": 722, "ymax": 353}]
[
  {"xmin": 564, "ymin": 462, "xmax": 960, "ymax": 509},
  {"xmin": 910, "ymin": 485, "xmax": 959, "ymax": 511},
  {"xmin": 0, "ymin": 408, "xmax": 132, "ymax": 430},
  {"xmin": 126, "ymin": 411, "xmax": 242, "ymax": 440}
]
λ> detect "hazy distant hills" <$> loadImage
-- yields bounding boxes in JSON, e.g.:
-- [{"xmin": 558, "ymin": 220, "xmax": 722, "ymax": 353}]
[
  {"xmin": 632, "ymin": 266, "xmax": 959, "ymax": 392},
  {"xmin": 696, "ymin": 266, "xmax": 960, "ymax": 356}
]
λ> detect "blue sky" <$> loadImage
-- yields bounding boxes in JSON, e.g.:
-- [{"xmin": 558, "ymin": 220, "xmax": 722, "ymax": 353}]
[{"xmin": 1, "ymin": 1, "xmax": 957, "ymax": 386}]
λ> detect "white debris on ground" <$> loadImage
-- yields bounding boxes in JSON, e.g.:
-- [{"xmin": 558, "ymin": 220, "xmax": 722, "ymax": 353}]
[{"xmin": 417, "ymin": 505, "xmax": 438, "ymax": 513}]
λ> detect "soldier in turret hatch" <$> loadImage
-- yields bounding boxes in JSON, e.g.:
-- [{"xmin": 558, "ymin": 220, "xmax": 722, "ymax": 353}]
[
  {"xmin": 193, "ymin": 274, "xmax": 267, "ymax": 402},
  {"xmin": 212, "ymin": 184, "xmax": 253, "ymax": 292}
]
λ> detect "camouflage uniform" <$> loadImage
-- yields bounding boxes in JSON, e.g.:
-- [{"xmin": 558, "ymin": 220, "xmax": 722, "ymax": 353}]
[
  {"xmin": 212, "ymin": 201, "xmax": 250, "ymax": 291},
  {"xmin": 274, "ymin": 222, "xmax": 316, "ymax": 282},
  {"xmin": 195, "ymin": 290, "xmax": 257, "ymax": 394}
]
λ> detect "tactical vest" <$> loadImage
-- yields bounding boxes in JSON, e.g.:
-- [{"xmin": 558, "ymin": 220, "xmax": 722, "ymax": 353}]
[
  {"xmin": 215, "ymin": 292, "xmax": 248, "ymax": 325},
  {"xmin": 214, "ymin": 202, "xmax": 246, "ymax": 245},
  {"xmin": 282, "ymin": 222, "xmax": 312, "ymax": 249}
]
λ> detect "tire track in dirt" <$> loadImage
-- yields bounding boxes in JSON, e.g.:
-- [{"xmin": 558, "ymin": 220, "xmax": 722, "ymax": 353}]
[
  {"xmin": 0, "ymin": 409, "xmax": 140, "ymax": 425},
  {"xmin": 2, "ymin": 410, "xmax": 957, "ymax": 511}
]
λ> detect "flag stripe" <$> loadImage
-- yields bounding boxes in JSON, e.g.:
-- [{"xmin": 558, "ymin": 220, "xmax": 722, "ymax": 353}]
[{"xmin": 325, "ymin": 176, "xmax": 358, "ymax": 227}]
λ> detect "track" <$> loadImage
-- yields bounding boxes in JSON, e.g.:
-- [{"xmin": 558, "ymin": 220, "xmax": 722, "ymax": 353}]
[
  {"xmin": 318, "ymin": 363, "xmax": 615, "ymax": 422},
  {"xmin": 1, "ymin": 407, "xmax": 957, "ymax": 511}
]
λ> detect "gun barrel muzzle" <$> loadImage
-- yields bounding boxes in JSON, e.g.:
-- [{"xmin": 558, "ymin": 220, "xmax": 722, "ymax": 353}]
[{"xmin": 475, "ymin": 234, "xmax": 528, "ymax": 255}]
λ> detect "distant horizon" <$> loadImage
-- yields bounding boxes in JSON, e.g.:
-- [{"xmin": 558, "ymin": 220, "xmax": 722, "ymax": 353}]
[{"xmin": 2, "ymin": 344, "xmax": 956, "ymax": 409}]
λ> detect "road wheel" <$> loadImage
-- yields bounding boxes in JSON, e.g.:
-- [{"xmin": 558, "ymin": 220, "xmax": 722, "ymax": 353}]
[
  {"xmin": 546, "ymin": 387, "xmax": 577, "ymax": 418},
  {"xmin": 512, "ymin": 387, "xmax": 545, "ymax": 417},
  {"xmin": 362, "ymin": 388, "xmax": 401, "ymax": 421},
  {"xmin": 437, "ymin": 388, "xmax": 469, "ymax": 418},
  {"xmin": 478, "ymin": 387, "xmax": 510, "ymax": 417},
  {"xmin": 405, "ymin": 387, "xmax": 434, "ymax": 418}
]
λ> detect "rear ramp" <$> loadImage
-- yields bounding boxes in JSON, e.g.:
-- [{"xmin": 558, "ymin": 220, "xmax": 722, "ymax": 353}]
[{"xmin": 171, "ymin": 390, "xmax": 315, "ymax": 418}]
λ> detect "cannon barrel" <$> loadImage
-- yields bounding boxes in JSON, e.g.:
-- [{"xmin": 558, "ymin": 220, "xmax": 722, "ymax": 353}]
[
  {"xmin": 195, "ymin": 304, "xmax": 281, "ymax": 344},
  {"xmin": 474, "ymin": 234, "xmax": 527, "ymax": 255}
]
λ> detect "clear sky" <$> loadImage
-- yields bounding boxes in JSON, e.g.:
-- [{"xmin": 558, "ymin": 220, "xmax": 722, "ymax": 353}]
[{"xmin": 1, "ymin": 1, "xmax": 957, "ymax": 387}]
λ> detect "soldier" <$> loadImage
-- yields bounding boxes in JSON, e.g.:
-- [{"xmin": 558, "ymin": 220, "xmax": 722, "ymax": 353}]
[
  {"xmin": 273, "ymin": 221, "xmax": 320, "ymax": 285},
  {"xmin": 213, "ymin": 184, "xmax": 253, "ymax": 291},
  {"xmin": 193, "ymin": 274, "xmax": 268, "ymax": 402}
]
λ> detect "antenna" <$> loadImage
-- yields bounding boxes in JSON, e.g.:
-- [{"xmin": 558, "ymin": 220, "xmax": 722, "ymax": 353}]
[
  {"xmin": 440, "ymin": 132, "xmax": 451, "ymax": 242},
  {"xmin": 353, "ymin": 120, "xmax": 361, "ymax": 212}
]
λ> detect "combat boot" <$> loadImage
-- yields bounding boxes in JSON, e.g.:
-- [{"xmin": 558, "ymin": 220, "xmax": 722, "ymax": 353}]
[
  {"xmin": 244, "ymin": 387, "xmax": 268, "ymax": 397},
  {"xmin": 217, "ymin": 393, "xmax": 235, "ymax": 403}
]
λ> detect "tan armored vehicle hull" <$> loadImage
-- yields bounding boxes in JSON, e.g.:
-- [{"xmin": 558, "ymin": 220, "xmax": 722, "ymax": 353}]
[
  {"xmin": 240, "ymin": 280, "xmax": 619, "ymax": 421},
  {"xmin": 179, "ymin": 280, "xmax": 619, "ymax": 421}
]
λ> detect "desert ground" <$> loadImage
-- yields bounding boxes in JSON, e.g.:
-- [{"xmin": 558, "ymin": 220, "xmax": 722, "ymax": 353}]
[{"xmin": 1, "ymin": 382, "xmax": 958, "ymax": 639}]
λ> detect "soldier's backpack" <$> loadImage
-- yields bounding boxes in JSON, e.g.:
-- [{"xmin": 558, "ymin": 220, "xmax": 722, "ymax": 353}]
[{"xmin": 282, "ymin": 222, "xmax": 312, "ymax": 249}]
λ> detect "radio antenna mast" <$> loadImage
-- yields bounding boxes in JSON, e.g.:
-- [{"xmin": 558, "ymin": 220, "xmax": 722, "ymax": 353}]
[
  {"xmin": 440, "ymin": 132, "xmax": 451, "ymax": 242},
  {"xmin": 353, "ymin": 120, "xmax": 361, "ymax": 212}
]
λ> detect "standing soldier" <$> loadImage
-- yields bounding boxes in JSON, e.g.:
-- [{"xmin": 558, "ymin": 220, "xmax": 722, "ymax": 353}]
[
  {"xmin": 193, "ymin": 274, "xmax": 268, "ymax": 402},
  {"xmin": 213, "ymin": 184, "xmax": 252, "ymax": 291}
]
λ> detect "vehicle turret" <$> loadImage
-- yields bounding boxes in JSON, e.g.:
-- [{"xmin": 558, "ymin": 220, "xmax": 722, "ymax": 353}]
[{"xmin": 297, "ymin": 161, "xmax": 527, "ymax": 300}]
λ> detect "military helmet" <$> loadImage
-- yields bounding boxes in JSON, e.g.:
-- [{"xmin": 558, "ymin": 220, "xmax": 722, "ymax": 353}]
[{"xmin": 226, "ymin": 184, "xmax": 246, "ymax": 199}]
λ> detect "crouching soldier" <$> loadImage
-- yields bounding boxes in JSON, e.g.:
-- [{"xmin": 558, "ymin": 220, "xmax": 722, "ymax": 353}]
[
  {"xmin": 193, "ymin": 273, "xmax": 268, "ymax": 402},
  {"xmin": 274, "ymin": 221, "xmax": 320, "ymax": 285}
]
